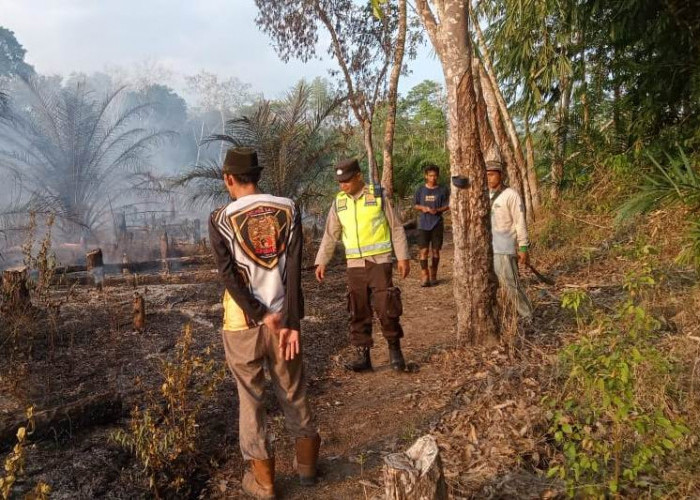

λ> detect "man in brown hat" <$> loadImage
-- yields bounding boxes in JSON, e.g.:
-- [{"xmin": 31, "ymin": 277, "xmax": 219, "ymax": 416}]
[
  {"xmin": 487, "ymin": 160, "xmax": 533, "ymax": 319},
  {"xmin": 314, "ymin": 159, "xmax": 410, "ymax": 372},
  {"xmin": 209, "ymin": 147, "xmax": 320, "ymax": 498}
]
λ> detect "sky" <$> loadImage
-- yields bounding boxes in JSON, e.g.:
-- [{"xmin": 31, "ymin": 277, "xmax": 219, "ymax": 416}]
[{"xmin": 0, "ymin": 0, "xmax": 443, "ymax": 101}]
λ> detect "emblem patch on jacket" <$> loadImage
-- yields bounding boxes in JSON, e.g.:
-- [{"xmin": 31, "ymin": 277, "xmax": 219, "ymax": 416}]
[
  {"xmin": 229, "ymin": 203, "xmax": 291, "ymax": 269},
  {"xmin": 364, "ymin": 193, "xmax": 377, "ymax": 206},
  {"xmin": 336, "ymin": 198, "xmax": 347, "ymax": 211}
]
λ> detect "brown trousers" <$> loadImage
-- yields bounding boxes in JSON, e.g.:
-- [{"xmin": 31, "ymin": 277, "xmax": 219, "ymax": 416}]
[
  {"xmin": 346, "ymin": 261, "xmax": 404, "ymax": 347},
  {"xmin": 222, "ymin": 325, "xmax": 316, "ymax": 461}
]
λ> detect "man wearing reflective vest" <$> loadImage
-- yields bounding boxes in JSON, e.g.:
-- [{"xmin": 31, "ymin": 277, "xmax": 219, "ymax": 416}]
[{"xmin": 314, "ymin": 158, "xmax": 410, "ymax": 372}]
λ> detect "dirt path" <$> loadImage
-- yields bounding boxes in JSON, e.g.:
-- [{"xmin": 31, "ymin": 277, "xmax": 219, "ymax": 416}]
[
  {"xmin": 208, "ymin": 242, "xmax": 460, "ymax": 499},
  {"xmin": 3, "ymin": 233, "xmax": 550, "ymax": 499}
]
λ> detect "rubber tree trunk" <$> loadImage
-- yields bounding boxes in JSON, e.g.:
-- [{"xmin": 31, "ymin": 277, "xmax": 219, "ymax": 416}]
[
  {"xmin": 380, "ymin": 0, "xmax": 407, "ymax": 198},
  {"xmin": 416, "ymin": 0, "xmax": 499, "ymax": 344},
  {"xmin": 472, "ymin": 59, "xmax": 500, "ymax": 164},
  {"xmin": 472, "ymin": 15, "xmax": 538, "ymax": 219},
  {"xmin": 476, "ymin": 60, "xmax": 526, "ymax": 210}
]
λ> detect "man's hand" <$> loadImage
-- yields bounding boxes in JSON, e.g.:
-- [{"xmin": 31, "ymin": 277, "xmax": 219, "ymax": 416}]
[
  {"xmin": 518, "ymin": 251, "xmax": 529, "ymax": 267},
  {"xmin": 263, "ymin": 312, "xmax": 282, "ymax": 333},
  {"xmin": 315, "ymin": 264, "xmax": 326, "ymax": 282},
  {"xmin": 278, "ymin": 328, "xmax": 300, "ymax": 361},
  {"xmin": 397, "ymin": 259, "xmax": 410, "ymax": 279}
]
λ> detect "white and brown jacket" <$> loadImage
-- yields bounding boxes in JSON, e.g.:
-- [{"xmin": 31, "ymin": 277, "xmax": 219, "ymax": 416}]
[
  {"xmin": 490, "ymin": 187, "xmax": 529, "ymax": 255},
  {"xmin": 209, "ymin": 193, "xmax": 303, "ymax": 332}
]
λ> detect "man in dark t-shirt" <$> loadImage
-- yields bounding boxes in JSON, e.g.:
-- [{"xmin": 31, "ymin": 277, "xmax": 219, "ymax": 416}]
[{"xmin": 414, "ymin": 164, "xmax": 450, "ymax": 287}]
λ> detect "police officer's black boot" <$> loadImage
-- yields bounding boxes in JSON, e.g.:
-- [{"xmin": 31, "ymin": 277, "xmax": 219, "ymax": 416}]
[
  {"xmin": 345, "ymin": 346, "xmax": 372, "ymax": 372},
  {"xmin": 388, "ymin": 339, "xmax": 406, "ymax": 372}
]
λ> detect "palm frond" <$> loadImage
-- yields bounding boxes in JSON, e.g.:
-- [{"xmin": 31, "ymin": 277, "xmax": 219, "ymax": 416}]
[{"xmin": 617, "ymin": 147, "xmax": 700, "ymax": 221}]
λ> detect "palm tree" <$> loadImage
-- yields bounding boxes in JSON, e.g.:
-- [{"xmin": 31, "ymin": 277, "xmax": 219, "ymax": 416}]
[
  {"xmin": 176, "ymin": 79, "xmax": 344, "ymax": 208},
  {"xmin": 0, "ymin": 76, "xmax": 172, "ymax": 236}
]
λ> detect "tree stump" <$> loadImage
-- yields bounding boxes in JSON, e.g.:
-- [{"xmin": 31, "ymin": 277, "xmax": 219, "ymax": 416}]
[
  {"xmin": 160, "ymin": 231, "xmax": 170, "ymax": 273},
  {"xmin": 86, "ymin": 248, "xmax": 104, "ymax": 289},
  {"xmin": 383, "ymin": 435, "xmax": 447, "ymax": 500},
  {"xmin": 121, "ymin": 253, "xmax": 130, "ymax": 274},
  {"xmin": 133, "ymin": 293, "xmax": 145, "ymax": 332},
  {"xmin": 193, "ymin": 218, "xmax": 201, "ymax": 243},
  {"xmin": 2, "ymin": 266, "xmax": 31, "ymax": 314}
]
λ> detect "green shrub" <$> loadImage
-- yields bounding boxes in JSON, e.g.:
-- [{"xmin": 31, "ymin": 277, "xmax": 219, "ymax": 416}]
[
  {"xmin": 547, "ymin": 263, "xmax": 689, "ymax": 497},
  {"xmin": 111, "ymin": 324, "xmax": 225, "ymax": 496}
]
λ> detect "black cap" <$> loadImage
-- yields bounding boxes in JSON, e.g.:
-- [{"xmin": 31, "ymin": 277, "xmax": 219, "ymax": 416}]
[
  {"xmin": 335, "ymin": 158, "xmax": 362, "ymax": 182},
  {"xmin": 222, "ymin": 147, "xmax": 263, "ymax": 175}
]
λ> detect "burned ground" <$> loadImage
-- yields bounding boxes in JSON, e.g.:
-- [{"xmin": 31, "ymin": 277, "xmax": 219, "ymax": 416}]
[{"xmin": 1, "ymin": 214, "xmax": 699, "ymax": 499}]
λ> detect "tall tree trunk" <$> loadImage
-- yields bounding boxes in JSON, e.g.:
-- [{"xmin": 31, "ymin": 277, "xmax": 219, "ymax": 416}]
[
  {"xmin": 381, "ymin": 0, "xmax": 407, "ymax": 197},
  {"xmin": 416, "ymin": 0, "xmax": 499, "ymax": 344},
  {"xmin": 315, "ymin": 1, "xmax": 380, "ymax": 184},
  {"xmin": 472, "ymin": 59, "xmax": 499, "ymax": 163},
  {"xmin": 524, "ymin": 118, "xmax": 539, "ymax": 208},
  {"xmin": 551, "ymin": 75, "xmax": 572, "ymax": 201},
  {"xmin": 471, "ymin": 13, "xmax": 537, "ymax": 219},
  {"xmin": 477, "ymin": 60, "xmax": 526, "ymax": 214},
  {"xmin": 363, "ymin": 119, "xmax": 379, "ymax": 184}
]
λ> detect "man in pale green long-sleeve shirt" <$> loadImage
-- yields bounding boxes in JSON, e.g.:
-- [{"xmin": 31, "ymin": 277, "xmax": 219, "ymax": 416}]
[{"xmin": 487, "ymin": 160, "xmax": 533, "ymax": 319}]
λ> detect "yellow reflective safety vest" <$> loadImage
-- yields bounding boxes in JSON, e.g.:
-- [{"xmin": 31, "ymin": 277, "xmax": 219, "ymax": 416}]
[{"xmin": 335, "ymin": 185, "xmax": 392, "ymax": 259}]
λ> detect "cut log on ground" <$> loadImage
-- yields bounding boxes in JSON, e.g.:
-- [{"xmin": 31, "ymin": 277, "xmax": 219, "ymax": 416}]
[
  {"xmin": 0, "ymin": 392, "xmax": 124, "ymax": 450},
  {"xmin": 52, "ymin": 254, "xmax": 213, "ymax": 276},
  {"xmin": 2, "ymin": 265, "xmax": 32, "ymax": 314},
  {"xmin": 383, "ymin": 434, "xmax": 447, "ymax": 500},
  {"xmin": 51, "ymin": 269, "xmax": 219, "ymax": 288}
]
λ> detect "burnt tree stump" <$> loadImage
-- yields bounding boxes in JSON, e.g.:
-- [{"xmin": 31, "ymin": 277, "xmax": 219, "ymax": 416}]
[
  {"xmin": 160, "ymin": 231, "xmax": 170, "ymax": 273},
  {"xmin": 2, "ymin": 266, "xmax": 32, "ymax": 314},
  {"xmin": 193, "ymin": 218, "xmax": 201, "ymax": 243},
  {"xmin": 383, "ymin": 435, "xmax": 447, "ymax": 500},
  {"xmin": 86, "ymin": 248, "xmax": 104, "ymax": 289},
  {"xmin": 133, "ymin": 293, "xmax": 145, "ymax": 332},
  {"xmin": 121, "ymin": 253, "xmax": 130, "ymax": 274}
]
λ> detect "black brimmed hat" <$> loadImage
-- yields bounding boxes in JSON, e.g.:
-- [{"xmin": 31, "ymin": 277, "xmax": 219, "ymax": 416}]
[
  {"xmin": 335, "ymin": 158, "xmax": 362, "ymax": 182},
  {"xmin": 222, "ymin": 147, "xmax": 263, "ymax": 175}
]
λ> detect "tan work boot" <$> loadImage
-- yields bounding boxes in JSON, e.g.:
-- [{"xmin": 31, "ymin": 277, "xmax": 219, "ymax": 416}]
[
  {"xmin": 430, "ymin": 258, "xmax": 439, "ymax": 285},
  {"xmin": 242, "ymin": 458, "xmax": 275, "ymax": 499},
  {"xmin": 295, "ymin": 434, "xmax": 321, "ymax": 486},
  {"xmin": 420, "ymin": 267, "xmax": 430, "ymax": 287}
]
